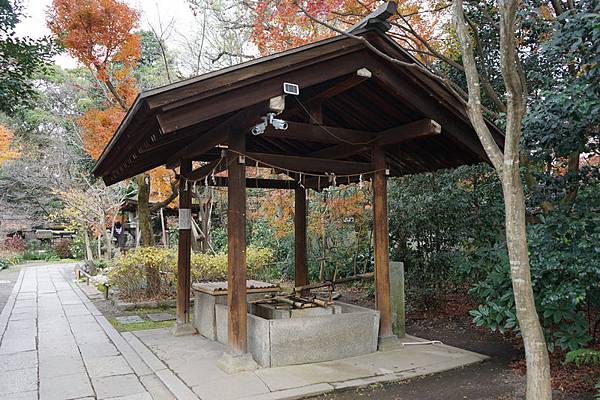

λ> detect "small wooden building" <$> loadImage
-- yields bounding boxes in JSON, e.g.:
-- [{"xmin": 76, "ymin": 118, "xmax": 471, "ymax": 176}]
[{"xmin": 93, "ymin": 3, "xmax": 502, "ymax": 370}]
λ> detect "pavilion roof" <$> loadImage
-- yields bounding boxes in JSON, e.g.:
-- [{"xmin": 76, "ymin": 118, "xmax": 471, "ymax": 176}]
[{"xmin": 92, "ymin": 24, "xmax": 503, "ymax": 186}]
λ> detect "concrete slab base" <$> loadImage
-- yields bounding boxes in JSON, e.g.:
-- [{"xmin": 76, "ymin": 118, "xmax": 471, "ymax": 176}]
[
  {"xmin": 217, "ymin": 352, "xmax": 258, "ymax": 374},
  {"xmin": 377, "ymin": 335, "xmax": 402, "ymax": 351},
  {"xmin": 170, "ymin": 322, "xmax": 196, "ymax": 337}
]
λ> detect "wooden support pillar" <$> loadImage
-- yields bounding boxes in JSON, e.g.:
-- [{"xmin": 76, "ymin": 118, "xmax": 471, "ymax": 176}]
[
  {"xmin": 294, "ymin": 186, "xmax": 308, "ymax": 290},
  {"xmin": 174, "ymin": 159, "xmax": 194, "ymax": 335},
  {"xmin": 227, "ymin": 132, "xmax": 248, "ymax": 356},
  {"xmin": 372, "ymin": 145, "xmax": 393, "ymax": 339}
]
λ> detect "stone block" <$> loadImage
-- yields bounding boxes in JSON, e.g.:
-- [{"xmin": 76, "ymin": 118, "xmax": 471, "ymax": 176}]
[
  {"xmin": 91, "ymin": 373, "xmax": 146, "ymax": 399},
  {"xmin": 39, "ymin": 372, "xmax": 94, "ymax": 400},
  {"xmin": 116, "ymin": 315, "xmax": 145, "ymax": 324},
  {"xmin": 0, "ymin": 350, "xmax": 37, "ymax": 372},
  {"xmin": 84, "ymin": 355, "xmax": 133, "ymax": 378},
  {"xmin": 216, "ymin": 352, "xmax": 258, "ymax": 375},
  {"xmin": 0, "ymin": 366, "xmax": 37, "ymax": 395},
  {"xmin": 247, "ymin": 314, "xmax": 271, "ymax": 367},
  {"xmin": 147, "ymin": 312, "xmax": 175, "ymax": 322},
  {"xmin": 268, "ymin": 306, "xmax": 379, "ymax": 367},
  {"xmin": 194, "ymin": 291, "xmax": 217, "ymax": 340},
  {"xmin": 390, "ymin": 261, "xmax": 406, "ymax": 337}
]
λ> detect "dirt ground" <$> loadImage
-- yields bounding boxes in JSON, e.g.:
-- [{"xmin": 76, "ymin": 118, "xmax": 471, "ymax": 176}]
[{"xmin": 311, "ymin": 288, "xmax": 594, "ymax": 400}]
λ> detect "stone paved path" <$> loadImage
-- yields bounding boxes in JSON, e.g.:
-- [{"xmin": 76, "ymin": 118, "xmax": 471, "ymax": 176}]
[{"xmin": 0, "ymin": 263, "xmax": 172, "ymax": 400}]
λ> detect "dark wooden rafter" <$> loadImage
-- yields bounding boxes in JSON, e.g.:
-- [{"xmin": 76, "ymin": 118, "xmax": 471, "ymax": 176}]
[
  {"xmin": 165, "ymin": 104, "xmax": 269, "ymax": 169},
  {"xmin": 309, "ymin": 119, "xmax": 441, "ymax": 160},
  {"xmin": 156, "ymin": 52, "xmax": 373, "ymax": 135},
  {"xmin": 362, "ymin": 56, "xmax": 489, "ymax": 161},
  {"xmin": 208, "ymin": 177, "xmax": 298, "ymax": 190},
  {"xmin": 263, "ymin": 121, "xmax": 375, "ymax": 144},
  {"xmin": 310, "ymin": 68, "xmax": 371, "ymax": 102},
  {"xmin": 245, "ymin": 152, "xmax": 374, "ymax": 175},
  {"xmin": 180, "ymin": 157, "xmax": 227, "ymax": 181},
  {"xmin": 310, "ymin": 143, "xmax": 370, "ymax": 160},
  {"xmin": 147, "ymin": 39, "xmax": 364, "ymax": 111}
]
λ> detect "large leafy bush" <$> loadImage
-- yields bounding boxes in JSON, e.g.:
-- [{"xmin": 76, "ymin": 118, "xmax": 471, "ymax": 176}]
[
  {"xmin": 470, "ymin": 185, "xmax": 600, "ymax": 351},
  {"xmin": 109, "ymin": 246, "xmax": 274, "ymax": 300}
]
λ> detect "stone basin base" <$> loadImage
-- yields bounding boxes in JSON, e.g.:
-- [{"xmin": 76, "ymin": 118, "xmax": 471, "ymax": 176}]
[{"xmin": 193, "ymin": 290, "xmax": 380, "ymax": 367}]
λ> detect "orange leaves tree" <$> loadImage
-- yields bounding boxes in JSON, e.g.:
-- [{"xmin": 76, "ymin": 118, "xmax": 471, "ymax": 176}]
[
  {"xmin": 47, "ymin": 0, "xmax": 177, "ymax": 248},
  {"xmin": 250, "ymin": 0, "xmax": 448, "ymax": 64},
  {"xmin": 0, "ymin": 125, "xmax": 20, "ymax": 164},
  {"xmin": 47, "ymin": 0, "xmax": 140, "ymax": 110}
]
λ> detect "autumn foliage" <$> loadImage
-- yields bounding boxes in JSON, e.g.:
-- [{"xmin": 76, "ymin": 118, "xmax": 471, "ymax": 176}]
[
  {"xmin": 251, "ymin": 0, "xmax": 446, "ymax": 65},
  {"xmin": 47, "ymin": 0, "xmax": 140, "ymax": 87},
  {"xmin": 0, "ymin": 124, "xmax": 20, "ymax": 164},
  {"xmin": 46, "ymin": 0, "xmax": 175, "ymax": 204},
  {"xmin": 251, "ymin": 0, "xmax": 367, "ymax": 55},
  {"xmin": 47, "ymin": 0, "xmax": 140, "ymax": 160}
]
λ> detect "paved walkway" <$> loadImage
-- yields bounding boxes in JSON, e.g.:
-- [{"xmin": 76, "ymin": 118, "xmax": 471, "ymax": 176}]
[
  {"xmin": 0, "ymin": 264, "xmax": 173, "ymax": 400},
  {"xmin": 1, "ymin": 263, "xmax": 489, "ymax": 400}
]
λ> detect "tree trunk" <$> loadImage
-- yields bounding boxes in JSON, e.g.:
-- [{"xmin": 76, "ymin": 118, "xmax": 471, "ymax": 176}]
[
  {"xmin": 135, "ymin": 174, "xmax": 154, "ymax": 246},
  {"xmin": 84, "ymin": 228, "xmax": 94, "ymax": 261},
  {"xmin": 452, "ymin": 0, "xmax": 552, "ymax": 397},
  {"xmin": 135, "ymin": 174, "xmax": 161, "ymax": 297},
  {"xmin": 502, "ymin": 168, "xmax": 552, "ymax": 399}
]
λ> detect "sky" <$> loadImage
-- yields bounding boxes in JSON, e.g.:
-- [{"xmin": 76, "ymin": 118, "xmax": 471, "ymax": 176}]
[{"xmin": 16, "ymin": 0, "xmax": 197, "ymax": 69}]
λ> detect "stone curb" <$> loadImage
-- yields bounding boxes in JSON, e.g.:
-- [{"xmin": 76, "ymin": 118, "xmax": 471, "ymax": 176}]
[
  {"xmin": 0, "ymin": 268, "xmax": 25, "ymax": 342},
  {"xmin": 67, "ymin": 274, "xmax": 186, "ymax": 400},
  {"xmin": 123, "ymin": 332, "xmax": 199, "ymax": 400}
]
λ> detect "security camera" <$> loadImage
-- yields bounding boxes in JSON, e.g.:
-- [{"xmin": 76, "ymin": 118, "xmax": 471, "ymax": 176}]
[
  {"xmin": 251, "ymin": 119, "xmax": 268, "ymax": 136},
  {"xmin": 251, "ymin": 112, "xmax": 289, "ymax": 135},
  {"xmin": 269, "ymin": 113, "xmax": 288, "ymax": 130}
]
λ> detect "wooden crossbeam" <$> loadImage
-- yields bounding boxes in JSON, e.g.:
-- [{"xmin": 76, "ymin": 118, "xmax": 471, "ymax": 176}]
[
  {"xmin": 209, "ymin": 177, "xmax": 298, "ymax": 189},
  {"xmin": 181, "ymin": 158, "xmax": 226, "ymax": 181},
  {"xmin": 165, "ymin": 104, "xmax": 268, "ymax": 169},
  {"xmin": 310, "ymin": 143, "xmax": 370, "ymax": 159},
  {"xmin": 376, "ymin": 119, "xmax": 441, "ymax": 145},
  {"xmin": 246, "ymin": 152, "xmax": 373, "ymax": 175},
  {"xmin": 311, "ymin": 68, "xmax": 371, "ymax": 101},
  {"xmin": 263, "ymin": 121, "xmax": 375, "ymax": 144},
  {"xmin": 156, "ymin": 52, "xmax": 369, "ymax": 135},
  {"xmin": 309, "ymin": 119, "xmax": 441, "ymax": 160}
]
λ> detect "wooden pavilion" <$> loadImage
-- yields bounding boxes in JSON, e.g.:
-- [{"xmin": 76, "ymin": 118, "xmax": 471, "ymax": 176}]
[{"xmin": 93, "ymin": 2, "xmax": 502, "ymax": 369}]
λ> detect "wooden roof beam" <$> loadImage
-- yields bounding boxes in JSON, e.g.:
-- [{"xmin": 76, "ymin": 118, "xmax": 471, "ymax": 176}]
[
  {"xmin": 262, "ymin": 120, "xmax": 376, "ymax": 144},
  {"xmin": 156, "ymin": 53, "xmax": 371, "ymax": 135},
  {"xmin": 309, "ymin": 119, "xmax": 441, "ymax": 160},
  {"xmin": 246, "ymin": 152, "xmax": 373, "ymax": 175},
  {"xmin": 311, "ymin": 68, "xmax": 372, "ymax": 102},
  {"xmin": 209, "ymin": 177, "xmax": 299, "ymax": 190},
  {"xmin": 181, "ymin": 158, "xmax": 227, "ymax": 181},
  {"xmin": 165, "ymin": 104, "xmax": 269, "ymax": 169}
]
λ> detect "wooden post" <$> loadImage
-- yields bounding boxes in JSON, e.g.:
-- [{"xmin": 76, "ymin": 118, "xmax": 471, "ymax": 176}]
[
  {"xmin": 227, "ymin": 132, "xmax": 248, "ymax": 356},
  {"xmin": 372, "ymin": 145, "xmax": 393, "ymax": 339},
  {"xmin": 294, "ymin": 185, "xmax": 308, "ymax": 290},
  {"xmin": 176, "ymin": 160, "xmax": 193, "ymax": 327}
]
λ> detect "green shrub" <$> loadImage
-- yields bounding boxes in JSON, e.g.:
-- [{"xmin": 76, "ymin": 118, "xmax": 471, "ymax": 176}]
[
  {"xmin": 109, "ymin": 246, "xmax": 274, "ymax": 301},
  {"xmin": 469, "ymin": 185, "xmax": 600, "ymax": 352},
  {"xmin": 565, "ymin": 349, "xmax": 600, "ymax": 399},
  {"xmin": 188, "ymin": 246, "xmax": 274, "ymax": 281},
  {"xmin": 0, "ymin": 252, "xmax": 24, "ymax": 269},
  {"xmin": 108, "ymin": 247, "xmax": 174, "ymax": 300}
]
